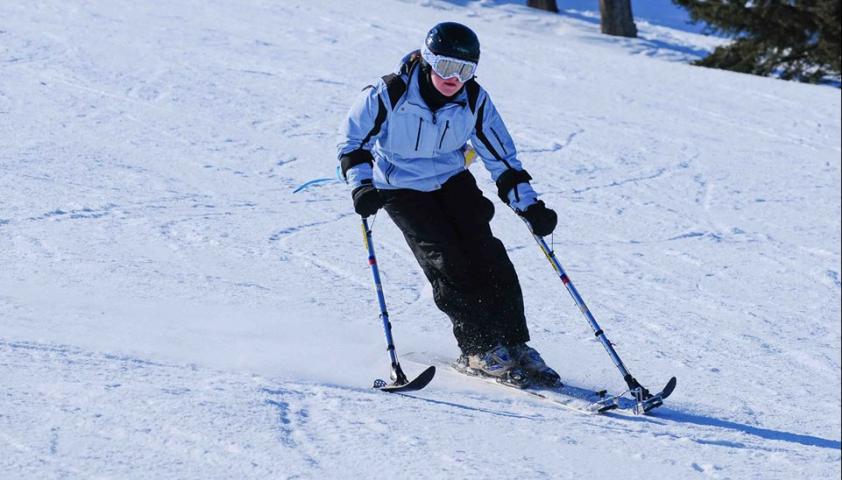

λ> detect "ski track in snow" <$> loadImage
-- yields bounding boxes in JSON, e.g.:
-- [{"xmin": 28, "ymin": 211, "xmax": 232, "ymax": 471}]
[{"xmin": 1, "ymin": 0, "xmax": 840, "ymax": 478}]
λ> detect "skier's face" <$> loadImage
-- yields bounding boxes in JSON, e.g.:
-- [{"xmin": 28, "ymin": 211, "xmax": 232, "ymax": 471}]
[{"xmin": 430, "ymin": 70, "xmax": 463, "ymax": 97}]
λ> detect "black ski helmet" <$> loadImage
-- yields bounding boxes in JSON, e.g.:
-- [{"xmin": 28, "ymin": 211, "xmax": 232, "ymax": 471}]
[{"xmin": 424, "ymin": 22, "xmax": 480, "ymax": 64}]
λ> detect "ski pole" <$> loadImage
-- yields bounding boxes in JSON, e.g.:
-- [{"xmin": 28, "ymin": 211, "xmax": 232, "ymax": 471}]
[
  {"xmin": 361, "ymin": 216, "xmax": 409, "ymax": 386},
  {"xmin": 524, "ymin": 221, "xmax": 653, "ymax": 401}
]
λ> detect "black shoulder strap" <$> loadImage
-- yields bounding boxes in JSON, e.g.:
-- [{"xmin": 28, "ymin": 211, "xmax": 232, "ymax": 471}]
[
  {"xmin": 380, "ymin": 50, "xmax": 422, "ymax": 109},
  {"xmin": 465, "ymin": 79, "xmax": 481, "ymax": 114},
  {"xmin": 381, "ymin": 73, "xmax": 406, "ymax": 110}
]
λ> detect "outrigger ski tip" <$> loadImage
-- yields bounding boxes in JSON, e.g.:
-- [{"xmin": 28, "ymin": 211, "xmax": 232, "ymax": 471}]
[
  {"xmin": 630, "ymin": 376, "xmax": 677, "ymax": 415},
  {"xmin": 374, "ymin": 365, "xmax": 436, "ymax": 393}
]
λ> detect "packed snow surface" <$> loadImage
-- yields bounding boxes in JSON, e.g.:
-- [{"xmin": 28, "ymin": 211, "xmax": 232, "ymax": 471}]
[{"xmin": 1, "ymin": 0, "xmax": 839, "ymax": 478}]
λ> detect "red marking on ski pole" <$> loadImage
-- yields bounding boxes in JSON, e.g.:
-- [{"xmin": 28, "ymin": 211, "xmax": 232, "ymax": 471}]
[
  {"xmin": 561, "ymin": 274, "xmax": 570, "ymax": 285},
  {"xmin": 369, "ymin": 257, "xmax": 377, "ymax": 265}
]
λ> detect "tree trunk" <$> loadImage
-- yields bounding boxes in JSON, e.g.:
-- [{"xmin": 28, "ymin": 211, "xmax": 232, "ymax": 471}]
[
  {"xmin": 600, "ymin": 0, "xmax": 638, "ymax": 37},
  {"xmin": 527, "ymin": 0, "xmax": 559, "ymax": 13}
]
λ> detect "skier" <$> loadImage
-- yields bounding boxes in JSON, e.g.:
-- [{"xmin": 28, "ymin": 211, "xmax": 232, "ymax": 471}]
[{"xmin": 337, "ymin": 22, "xmax": 560, "ymax": 387}]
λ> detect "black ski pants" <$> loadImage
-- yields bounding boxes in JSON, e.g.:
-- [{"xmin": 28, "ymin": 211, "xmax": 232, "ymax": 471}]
[{"xmin": 381, "ymin": 170, "xmax": 530, "ymax": 355}]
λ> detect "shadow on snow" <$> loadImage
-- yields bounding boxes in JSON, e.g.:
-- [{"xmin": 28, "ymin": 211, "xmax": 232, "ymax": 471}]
[{"xmin": 655, "ymin": 408, "xmax": 842, "ymax": 450}]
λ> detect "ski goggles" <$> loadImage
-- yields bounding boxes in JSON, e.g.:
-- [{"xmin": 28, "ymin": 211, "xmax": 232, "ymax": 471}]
[{"xmin": 421, "ymin": 46, "xmax": 478, "ymax": 83}]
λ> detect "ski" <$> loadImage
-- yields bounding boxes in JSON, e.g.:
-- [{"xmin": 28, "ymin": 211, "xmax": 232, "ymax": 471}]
[
  {"xmin": 451, "ymin": 362, "xmax": 619, "ymax": 414},
  {"xmin": 400, "ymin": 353, "xmax": 676, "ymax": 414},
  {"xmin": 519, "ymin": 386, "xmax": 620, "ymax": 414},
  {"xmin": 452, "ymin": 363, "xmax": 677, "ymax": 415},
  {"xmin": 374, "ymin": 365, "xmax": 436, "ymax": 393}
]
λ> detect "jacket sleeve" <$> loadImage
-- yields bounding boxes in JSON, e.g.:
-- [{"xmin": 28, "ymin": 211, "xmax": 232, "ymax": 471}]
[
  {"xmin": 469, "ymin": 91, "xmax": 538, "ymax": 212},
  {"xmin": 336, "ymin": 83, "xmax": 387, "ymax": 190}
]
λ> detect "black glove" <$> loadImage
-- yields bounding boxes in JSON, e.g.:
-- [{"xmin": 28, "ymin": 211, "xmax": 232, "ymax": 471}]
[
  {"xmin": 352, "ymin": 182, "xmax": 385, "ymax": 217},
  {"xmin": 519, "ymin": 200, "xmax": 557, "ymax": 236}
]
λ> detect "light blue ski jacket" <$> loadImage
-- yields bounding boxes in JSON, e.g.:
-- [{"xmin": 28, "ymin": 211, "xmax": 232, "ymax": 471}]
[{"xmin": 337, "ymin": 54, "xmax": 539, "ymax": 211}]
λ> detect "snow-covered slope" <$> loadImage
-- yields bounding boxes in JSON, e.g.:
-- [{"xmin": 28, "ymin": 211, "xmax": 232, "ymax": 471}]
[{"xmin": 1, "ymin": 1, "xmax": 839, "ymax": 478}]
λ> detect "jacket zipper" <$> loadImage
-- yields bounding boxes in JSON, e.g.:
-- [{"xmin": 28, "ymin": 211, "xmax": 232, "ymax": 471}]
[
  {"xmin": 414, "ymin": 117, "xmax": 423, "ymax": 151},
  {"xmin": 438, "ymin": 120, "xmax": 450, "ymax": 149}
]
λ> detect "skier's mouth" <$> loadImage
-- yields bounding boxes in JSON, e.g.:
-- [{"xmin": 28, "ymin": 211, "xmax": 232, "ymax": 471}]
[{"xmin": 440, "ymin": 79, "xmax": 461, "ymax": 93}]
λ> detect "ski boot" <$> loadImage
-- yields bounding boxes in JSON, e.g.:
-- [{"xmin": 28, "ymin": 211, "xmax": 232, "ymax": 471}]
[
  {"xmin": 509, "ymin": 343, "xmax": 562, "ymax": 387},
  {"xmin": 455, "ymin": 344, "xmax": 530, "ymax": 388}
]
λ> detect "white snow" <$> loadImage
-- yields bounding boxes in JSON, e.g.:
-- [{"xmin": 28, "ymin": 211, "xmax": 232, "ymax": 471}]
[{"xmin": 1, "ymin": 0, "xmax": 839, "ymax": 478}]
